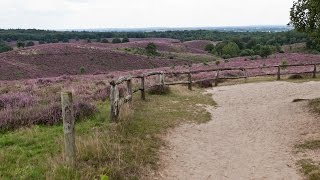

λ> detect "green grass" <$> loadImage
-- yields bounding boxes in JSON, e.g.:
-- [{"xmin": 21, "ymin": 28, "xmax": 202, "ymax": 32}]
[
  {"xmin": 296, "ymin": 140, "xmax": 320, "ymax": 150},
  {"xmin": 0, "ymin": 86, "xmax": 215, "ymax": 179},
  {"xmin": 297, "ymin": 159, "xmax": 320, "ymax": 180}
]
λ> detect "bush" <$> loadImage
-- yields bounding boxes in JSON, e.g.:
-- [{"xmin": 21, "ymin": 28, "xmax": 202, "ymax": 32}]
[
  {"xmin": 62, "ymin": 39, "xmax": 69, "ymax": 43},
  {"xmin": 257, "ymin": 45, "xmax": 273, "ymax": 58},
  {"xmin": 112, "ymin": 38, "xmax": 122, "ymax": 44},
  {"xmin": 17, "ymin": 41, "xmax": 25, "ymax": 48},
  {"xmin": 0, "ymin": 101, "xmax": 96, "ymax": 130},
  {"xmin": 240, "ymin": 49, "xmax": 255, "ymax": 56},
  {"xmin": 39, "ymin": 41, "xmax": 45, "ymax": 44},
  {"xmin": 195, "ymin": 80, "xmax": 214, "ymax": 88},
  {"xmin": 80, "ymin": 67, "xmax": 86, "ymax": 74},
  {"xmin": 281, "ymin": 60, "xmax": 288, "ymax": 69},
  {"xmin": 215, "ymin": 60, "xmax": 221, "ymax": 65},
  {"xmin": 221, "ymin": 42, "xmax": 240, "ymax": 57},
  {"xmin": 145, "ymin": 43, "xmax": 158, "ymax": 55},
  {"xmin": 288, "ymin": 74, "xmax": 304, "ymax": 79},
  {"xmin": 86, "ymin": 39, "xmax": 92, "ymax": 43},
  {"xmin": 0, "ymin": 43, "xmax": 13, "ymax": 53},
  {"xmin": 205, "ymin": 44, "xmax": 215, "ymax": 52},
  {"xmin": 101, "ymin": 39, "xmax": 109, "ymax": 43},
  {"xmin": 147, "ymin": 85, "xmax": 170, "ymax": 95},
  {"xmin": 26, "ymin": 41, "xmax": 35, "ymax": 47},
  {"xmin": 122, "ymin": 37, "xmax": 129, "ymax": 43}
]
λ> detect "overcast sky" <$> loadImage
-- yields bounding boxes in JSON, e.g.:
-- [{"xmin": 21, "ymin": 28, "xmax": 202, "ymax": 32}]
[{"xmin": 0, "ymin": 0, "xmax": 294, "ymax": 29}]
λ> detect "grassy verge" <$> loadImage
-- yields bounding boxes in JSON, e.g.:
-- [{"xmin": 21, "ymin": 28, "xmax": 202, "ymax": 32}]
[
  {"xmin": 294, "ymin": 98, "xmax": 320, "ymax": 180},
  {"xmin": 0, "ymin": 86, "xmax": 215, "ymax": 179}
]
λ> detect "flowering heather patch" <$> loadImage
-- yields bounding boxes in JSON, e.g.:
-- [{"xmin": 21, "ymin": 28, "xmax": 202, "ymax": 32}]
[
  {"xmin": 1, "ymin": 51, "xmax": 320, "ymax": 130},
  {"xmin": 0, "ymin": 92, "xmax": 38, "ymax": 109}
]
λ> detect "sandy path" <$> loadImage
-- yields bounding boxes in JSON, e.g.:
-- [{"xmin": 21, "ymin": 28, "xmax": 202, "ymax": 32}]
[{"xmin": 156, "ymin": 81, "xmax": 320, "ymax": 180}]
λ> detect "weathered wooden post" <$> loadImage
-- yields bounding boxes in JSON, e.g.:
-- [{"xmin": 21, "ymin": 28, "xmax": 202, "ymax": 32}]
[
  {"xmin": 110, "ymin": 81, "xmax": 119, "ymax": 122},
  {"xmin": 127, "ymin": 78, "xmax": 133, "ymax": 106},
  {"xmin": 244, "ymin": 68, "xmax": 248, "ymax": 83},
  {"xmin": 215, "ymin": 70, "xmax": 220, "ymax": 87},
  {"xmin": 159, "ymin": 72, "xmax": 165, "ymax": 86},
  {"xmin": 188, "ymin": 72, "xmax": 192, "ymax": 90},
  {"xmin": 277, "ymin": 66, "xmax": 281, "ymax": 80},
  {"xmin": 313, "ymin": 64, "xmax": 317, "ymax": 78},
  {"xmin": 140, "ymin": 76, "xmax": 146, "ymax": 100},
  {"xmin": 61, "ymin": 91, "xmax": 76, "ymax": 168}
]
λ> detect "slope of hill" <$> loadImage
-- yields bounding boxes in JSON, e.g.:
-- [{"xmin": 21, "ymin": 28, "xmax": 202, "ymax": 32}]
[{"xmin": 0, "ymin": 43, "xmax": 187, "ymax": 80}]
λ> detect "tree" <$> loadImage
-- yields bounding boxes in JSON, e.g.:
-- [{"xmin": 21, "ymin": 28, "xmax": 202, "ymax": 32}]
[
  {"xmin": 205, "ymin": 44, "xmax": 215, "ymax": 52},
  {"xmin": 122, "ymin": 37, "xmax": 129, "ymax": 43},
  {"xmin": 258, "ymin": 45, "xmax": 273, "ymax": 58},
  {"xmin": 145, "ymin": 43, "xmax": 157, "ymax": 55},
  {"xmin": 290, "ymin": 0, "xmax": 320, "ymax": 49},
  {"xmin": 112, "ymin": 38, "xmax": 121, "ymax": 43},
  {"xmin": 221, "ymin": 42, "xmax": 240, "ymax": 57}
]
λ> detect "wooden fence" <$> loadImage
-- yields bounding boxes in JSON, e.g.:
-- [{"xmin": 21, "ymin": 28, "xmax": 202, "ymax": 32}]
[{"xmin": 109, "ymin": 62, "xmax": 320, "ymax": 122}]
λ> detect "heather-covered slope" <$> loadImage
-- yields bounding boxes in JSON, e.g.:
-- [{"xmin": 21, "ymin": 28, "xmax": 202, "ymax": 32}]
[{"xmin": 0, "ymin": 43, "xmax": 186, "ymax": 80}]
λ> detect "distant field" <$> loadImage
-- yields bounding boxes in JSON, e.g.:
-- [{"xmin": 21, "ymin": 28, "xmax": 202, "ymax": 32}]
[{"xmin": 0, "ymin": 38, "xmax": 320, "ymax": 81}]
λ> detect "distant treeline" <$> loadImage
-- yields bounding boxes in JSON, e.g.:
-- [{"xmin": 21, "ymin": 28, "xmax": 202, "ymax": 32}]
[{"xmin": 0, "ymin": 29, "xmax": 308, "ymax": 45}]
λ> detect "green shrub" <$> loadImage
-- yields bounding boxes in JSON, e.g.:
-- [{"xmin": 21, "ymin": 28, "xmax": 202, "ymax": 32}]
[
  {"xmin": 26, "ymin": 41, "xmax": 35, "ymax": 47},
  {"xmin": 122, "ymin": 37, "xmax": 129, "ymax": 43},
  {"xmin": 80, "ymin": 67, "xmax": 85, "ymax": 74},
  {"xmin": 101, "ymin": 39, "xmax": 109, "ymax": 43},
  {"xmin": 112, "ymin": 38, "xmax": 121, "ymax": 44},
  {"xmin": 0, "ymin": 42, "xmax": 13, "ymax": 53},
  {"xmin": 205, "ymin": 44, "xmax": 215, "ymax": 52},
  {"xmin": 147, "ymin": 85, "xmax": 170, "ymax": 95},
  {"xmin": 17, "ymin": 41, "xmax": 25, "ymax": 48},
  {"xmin": 145, "ymin": 43, "xmax": 158, "ymax": 55}
]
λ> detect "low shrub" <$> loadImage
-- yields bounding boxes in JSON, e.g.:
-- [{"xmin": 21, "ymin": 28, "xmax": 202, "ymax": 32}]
[
  {"xmin": 92, "ymin": 87, "xmax": 111, "ymax": 102},
  {"xmin": 0, "ymin": 92, "xmax": 38, "ymax": 109},
  {"xmin": 147, "ymin": 85, "xmax": 170, "ymax": 95},
  {"xmin": 288, "ymin": 74, "xmax": 304, "ymax": 79},
  {"xmin": 195, "ymin": 80, "xmax": 214, "ymax": 88},
  {"xmin": 0, "ymin": 101, "xmax": 96, "ymax": 131}
]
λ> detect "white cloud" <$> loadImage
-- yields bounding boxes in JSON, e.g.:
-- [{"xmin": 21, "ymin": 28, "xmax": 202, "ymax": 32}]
[{"xmin": 0, "ymin": 0, "xmax": 294, "ymax": 29}]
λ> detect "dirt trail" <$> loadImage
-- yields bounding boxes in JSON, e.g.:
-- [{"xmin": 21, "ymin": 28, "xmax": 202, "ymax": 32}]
[{"xmin": 156, "ymin": 81, "xmax": 320, "ymax": 180}]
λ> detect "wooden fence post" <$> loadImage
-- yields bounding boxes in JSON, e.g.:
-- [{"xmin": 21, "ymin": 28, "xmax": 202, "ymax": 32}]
[
  {"xmin": 159, "ymin": 72, "xmax": 165, "ymax": 86},
  {"xmin": 127, "ymin": 79, "xmax": 133, "ymax": 106},
  {"xmin": 244, "ymin": 69, "xmax": 248, "ymax": 83},
  {"xmin": 313, "ymin": 64, "xmax": 317, "ymax": 78},
  {"xmin": 141, "ymin": 76, "xmax": 146, "ymax": 100},
  {"xmin": 215, "ymin": 70, "xmax": 220, "ymax": 87},
  {"xmin": 110, "ymin": 83, "xmax": 119, "ymax": 122},
  {"xmin": 277, "ymin": 66, "xmax": 281, "ymax": 80},
  {"xmin": 61, "ymin": 91, "xmax": 76, "ymax": 168},
  {"xmin": 188, "ymin": 72, "xmax": 192, "ymax": 90}
]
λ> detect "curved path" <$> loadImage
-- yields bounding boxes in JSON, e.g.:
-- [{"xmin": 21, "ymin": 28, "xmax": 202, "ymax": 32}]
[{"xmin": 156, "ymin": 81, "xmax": 320, "ymax": 180}]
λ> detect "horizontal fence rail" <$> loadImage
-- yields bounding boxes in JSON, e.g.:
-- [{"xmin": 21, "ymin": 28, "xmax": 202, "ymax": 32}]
[{"xmin": 109, "ymin": 62, "xmax": 320, "ymax": 122}]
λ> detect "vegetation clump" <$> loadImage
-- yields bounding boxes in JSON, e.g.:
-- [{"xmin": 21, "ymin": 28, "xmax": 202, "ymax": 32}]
[
  {"xmin": 145, "ymin": 42, "xmax": 159, "ymax": 56},
  {"xmin": 147, "ymin": 85, "xmax": 170, "ymax": 95}
]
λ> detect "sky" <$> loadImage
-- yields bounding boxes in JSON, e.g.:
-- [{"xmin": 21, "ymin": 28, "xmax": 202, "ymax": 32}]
[{"xmin": 0, "ymin": 0, "xmax": 294, "ymax": 30}]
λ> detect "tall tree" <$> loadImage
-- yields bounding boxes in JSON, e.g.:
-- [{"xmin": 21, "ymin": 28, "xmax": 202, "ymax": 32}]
[{"xmin": 290, "ymin": 0, "xmax": 320, "ymax": 49}]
